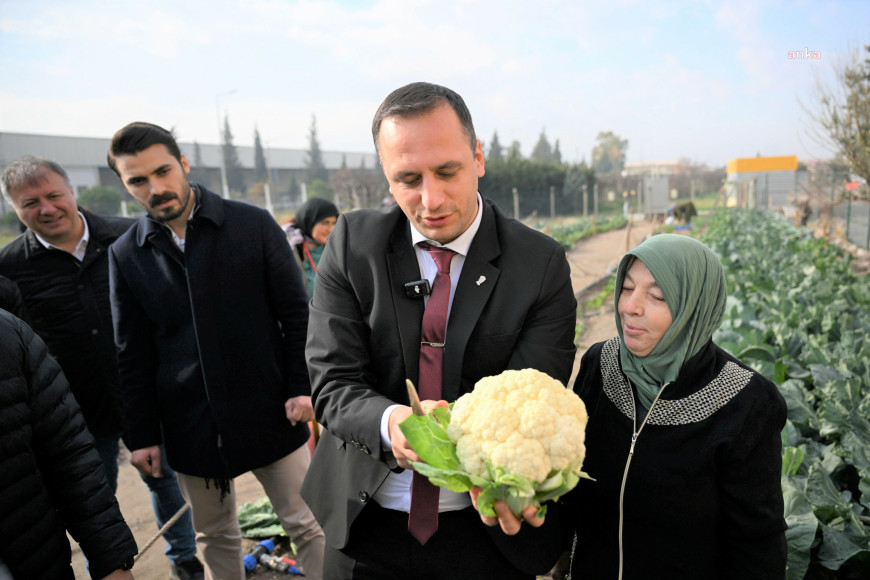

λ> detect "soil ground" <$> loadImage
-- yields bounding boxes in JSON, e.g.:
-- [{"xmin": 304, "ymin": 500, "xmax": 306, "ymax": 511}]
[
  {"xmin": 70, "ymin": 217, "xmax": 656, "ymax": 579},
  {"xmin": 566, "ymin": 217, "xmax": 658, "ymax": 385}
]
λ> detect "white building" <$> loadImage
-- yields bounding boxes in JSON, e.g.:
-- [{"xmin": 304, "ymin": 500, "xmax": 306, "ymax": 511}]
[{"xmin": 0, "ymin": 131, "xmax": 379, "ymax": 214}]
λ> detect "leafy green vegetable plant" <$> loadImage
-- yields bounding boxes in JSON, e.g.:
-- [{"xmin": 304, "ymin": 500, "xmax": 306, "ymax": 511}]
[
  {"xmin": 543, "ymin": 214, "xmax": 627, "ymax": 249},
  {"xmin": 704, "ymin": 209, "xmax": 870, "ymax": 579},
  {"xmin": 401, "ymin": 404, "xmax": 587, "ymax": 518}
]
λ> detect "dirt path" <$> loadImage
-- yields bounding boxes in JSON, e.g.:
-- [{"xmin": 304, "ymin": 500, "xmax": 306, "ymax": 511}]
[
  {"xmin": 567, "ymin": 217, "xmax": 657, "ymax": 383},
  {"xmin": 71, "ymin": 217, "xmax": 657, "ymax": 579}
]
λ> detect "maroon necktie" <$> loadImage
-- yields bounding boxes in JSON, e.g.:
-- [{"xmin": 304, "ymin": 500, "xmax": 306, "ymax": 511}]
[{"xmin": 408, "ymin": 242, "xmax": 455, "ymax": 545}]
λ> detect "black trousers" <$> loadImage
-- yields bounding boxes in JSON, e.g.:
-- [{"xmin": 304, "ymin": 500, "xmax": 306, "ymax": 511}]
[{"xmin": 324, "ymin": 501, "xmax": 534, "ymax": 580}]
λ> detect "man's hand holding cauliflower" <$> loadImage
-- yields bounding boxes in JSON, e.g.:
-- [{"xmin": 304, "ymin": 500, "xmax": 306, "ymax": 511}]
[{"xmin": 398, "ymin": 368, "xmax": 591, "ymax": 535}]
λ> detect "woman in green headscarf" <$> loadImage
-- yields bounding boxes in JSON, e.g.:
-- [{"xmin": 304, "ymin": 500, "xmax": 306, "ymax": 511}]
[{"xmin": 559, "ymin": 234, "xmax": 787, "ymax": 580}]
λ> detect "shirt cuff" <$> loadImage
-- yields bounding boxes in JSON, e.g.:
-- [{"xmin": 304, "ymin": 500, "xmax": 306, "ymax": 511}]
[{"xmin": 380, "ymin": 404, "xmax": 402, "ymax": 449}]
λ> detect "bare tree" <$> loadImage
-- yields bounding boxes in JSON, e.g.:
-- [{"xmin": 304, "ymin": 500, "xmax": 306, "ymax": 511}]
[
  {"xmin": 803, "ymin": 45, "xmax": 870, "ymax": 199},
  {"xmin": 329, "ymin": 166, "xmax": 388, "ymax": 210}
]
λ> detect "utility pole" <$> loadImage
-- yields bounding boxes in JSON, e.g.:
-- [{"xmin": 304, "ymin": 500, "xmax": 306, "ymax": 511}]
[
  {"xmin": 593, "ymin": 181, "xmax": 599, "ymax": 217},
  {"xmin": 592, "ymin": 182, "xmax": 598, "ymax": 235}
]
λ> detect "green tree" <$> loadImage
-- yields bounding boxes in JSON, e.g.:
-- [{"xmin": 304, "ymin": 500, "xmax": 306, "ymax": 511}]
[
  {"xmin": 0, "ymin": 211, "xmax": 22, "ymax": 229},
  {"xmin": 287, "ymin": 173, "xmax": 299, "ymax": 201},
  {"xmin": 222, "ymin": 115, "xmax": 245, "ymax": 193},
  {"xmin": 563, "ymin": 162, "xmax": 595, "ymax": 214},
  {"xmin": 77, "ymin": 186, "xmax": 122, "ymax": 216},
  {"xmin": 507, "ymin": 140, "xmax": 523, "ymax": 163},
  {"xmin": 591, "ymin": 131, "xmax": 629, "ymax": 176},
  {"xmin": 254, "ymin": 127, "xmax": 268, "ymax": 183},
  {"xmin": 553, "ymin": 140, "xmax": 562, "ymax": 165},
  {"xmin": 305, "ymin": 115, "xmax": 328, "ymax": 184},
  {"xmin": 479, "ymin": 159, "xmax": 569, "ymax": 216},
  {"xmin": 805, "ymin": 44, "xmax": 870, "ymax": 197},
  {"xmin": 189, "ymin": 141, "xmax": 209, "ymax": 184},
  {"xmin": 530, "ymin": 129, "xmax": 553, "ymax": 163},
  {"xmin": 488, "ymin": 131, "xmax": 503, "ymax": 164},
  {"xmin": 307, "ymin": 178, "xmax": 332, "ymax": 200}
]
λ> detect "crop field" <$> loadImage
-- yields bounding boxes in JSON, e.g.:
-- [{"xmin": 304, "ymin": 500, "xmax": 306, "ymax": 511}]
[
  {"xmin": 534, "ymin": 213, "xmax": 628, "ymax": 250},
  {"xmin": 703, "ymin": 210, "xmax": 870, "ymax": 579}
]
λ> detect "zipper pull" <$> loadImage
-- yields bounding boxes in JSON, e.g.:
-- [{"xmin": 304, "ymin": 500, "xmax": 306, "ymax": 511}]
[{"xmin": 629, "ymin": 432, "xmax": 638, "ymax": 455}]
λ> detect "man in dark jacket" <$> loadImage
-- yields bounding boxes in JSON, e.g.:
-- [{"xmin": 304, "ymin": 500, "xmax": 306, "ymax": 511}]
[
  {"xmin": 107, "ymin": 122, "xmax": 324, "ymax": 580},
  {"xmin": 0, "ymin": 309, "xmax": 137, "ymax": 579},
  {"xmin": 0, "ymin": 156, "xmax": 203, "ymax": 580}
]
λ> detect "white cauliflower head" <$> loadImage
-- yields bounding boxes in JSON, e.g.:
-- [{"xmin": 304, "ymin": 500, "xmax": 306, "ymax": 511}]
[{"xmin": 447, "ymin": 368, "xmax": 588, "ymax": 483}]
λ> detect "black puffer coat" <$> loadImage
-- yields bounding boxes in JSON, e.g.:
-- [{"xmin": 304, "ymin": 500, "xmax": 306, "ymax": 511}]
[{"xmin": 0, "ymin": 310, "xmax": 137, "ymax": 579}]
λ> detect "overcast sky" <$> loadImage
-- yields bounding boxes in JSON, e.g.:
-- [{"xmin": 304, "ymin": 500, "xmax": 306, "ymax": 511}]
[{"xmin": 1, "ymin": 0, "xmax": 868, "ymax": 167}]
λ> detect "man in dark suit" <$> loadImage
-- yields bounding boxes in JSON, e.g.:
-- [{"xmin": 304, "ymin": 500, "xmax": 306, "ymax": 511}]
[
  {"xmin": 106, "ymin": 122, "xmax": 324, "ymax": 580},
  {"xmin": 301, "ymin": 82, "xmax": 578, "ymax": 579}
]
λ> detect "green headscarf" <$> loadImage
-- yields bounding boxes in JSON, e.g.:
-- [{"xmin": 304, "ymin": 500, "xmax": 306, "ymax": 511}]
[{"xmin": 613, "ymin": 234, "xmax": 727, "ymax": 409}]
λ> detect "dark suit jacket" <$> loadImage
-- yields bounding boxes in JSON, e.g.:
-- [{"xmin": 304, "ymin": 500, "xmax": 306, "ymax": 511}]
[
  {"xmin": 109, "ymin": 185, "xmax": 311, "ymax": 478},
  {"xmin": 301, "ymin": 199, "xmax": 577, "ymax": 570}
]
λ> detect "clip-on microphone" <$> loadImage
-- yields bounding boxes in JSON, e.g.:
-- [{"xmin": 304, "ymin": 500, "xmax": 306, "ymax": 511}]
[{"xmin": 404, "ymin": 279, "xmax": 431, "ymax": 298}]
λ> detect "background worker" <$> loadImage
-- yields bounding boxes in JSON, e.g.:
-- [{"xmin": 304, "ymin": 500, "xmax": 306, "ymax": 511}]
[{"xmin": 284, "ymin": 197, "xmax": 339, "ymax": 296}]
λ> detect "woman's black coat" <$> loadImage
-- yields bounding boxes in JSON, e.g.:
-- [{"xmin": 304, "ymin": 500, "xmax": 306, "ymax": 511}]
[{"xmin": 566, "ymin": 338, "xmax": 787, "ymax": 579}]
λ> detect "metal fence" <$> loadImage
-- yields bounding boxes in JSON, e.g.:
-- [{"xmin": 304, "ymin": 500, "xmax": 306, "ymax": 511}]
[{"xmin": 832, "ymin": 200, "xmax": 870, "ymax": 250}]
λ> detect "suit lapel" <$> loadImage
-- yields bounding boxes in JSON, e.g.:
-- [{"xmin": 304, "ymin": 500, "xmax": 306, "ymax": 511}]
[
  {"xmin": 442, "ymin": 202, "xmax": 501, "ymax": 401},
  {"xmin": 385, "ymin": 221, "xmax": 425, "ymax": 389}
]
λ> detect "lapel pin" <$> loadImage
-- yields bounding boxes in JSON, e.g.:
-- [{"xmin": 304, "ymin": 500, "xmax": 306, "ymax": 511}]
[{"xmin": 476, "ymin": 275, "xmax": 486, "ymax": 286}]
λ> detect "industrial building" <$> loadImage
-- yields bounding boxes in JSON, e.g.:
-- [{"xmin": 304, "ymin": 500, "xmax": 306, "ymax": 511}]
[
  {"xmin": 725, "ymin": 155, "xmax": 807, "ymax": 209},
  {"xmin": 0, "ymin": 131, "xmax": 379, "ymax": 216}
]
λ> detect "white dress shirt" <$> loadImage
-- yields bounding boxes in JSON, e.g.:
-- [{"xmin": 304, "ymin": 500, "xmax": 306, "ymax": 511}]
[{"xmin": 373, "ymin": 193, "xmax": 485, "ymax": 512}]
